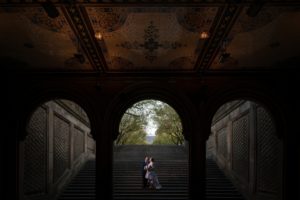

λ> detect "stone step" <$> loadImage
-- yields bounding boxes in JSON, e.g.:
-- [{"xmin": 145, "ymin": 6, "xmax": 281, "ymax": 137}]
[
  {"xmin": 57, "ymin": 160, "xmax": 96, "ymax": 200},
  {"xmin": 205, "ymin": 158, "xmax": 245, "ymax": 200},
  {"xmin": 58, "ymin": 146, "xmax": 245, "ymax": 200}
]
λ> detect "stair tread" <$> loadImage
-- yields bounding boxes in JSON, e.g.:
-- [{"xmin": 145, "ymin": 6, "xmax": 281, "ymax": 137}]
[{"xmin": 58, "ymin": 148, "xmax": 244, "ymax": 200}]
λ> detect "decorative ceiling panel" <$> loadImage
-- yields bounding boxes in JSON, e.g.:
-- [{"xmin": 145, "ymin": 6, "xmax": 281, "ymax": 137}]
[
  {"xmin": 86, "ymin": 7, "xmax": 218, "ymax": 71},
  {"xmin": 210, "ymin": 6, "xmax": 300, "ymax": 70},
  {"xmin": 0, "ymin": 7, "xmax": 91, "ymax": 70}
]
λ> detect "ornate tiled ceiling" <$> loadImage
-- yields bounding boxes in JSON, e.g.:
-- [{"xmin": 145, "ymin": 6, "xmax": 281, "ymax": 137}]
[
  {"xmin": 1, "ymin": 1, "xmax": 299, "ymax": 73},
  {"xmin": 210, "ymin": 6, "xmax": 300, "ymax": 69},
  {"xmin": 0, "ymin": 6, "xmax": 91, "ymax": 70},
  {"xmin": 86, "ymin": 7, "xmax": 218, "ymax": 71}
]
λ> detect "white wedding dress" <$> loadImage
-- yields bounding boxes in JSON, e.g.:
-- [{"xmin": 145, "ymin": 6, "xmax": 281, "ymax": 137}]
[{"xmin": 146, "ymin": 162, "xmax": 162, "ymax": 189}]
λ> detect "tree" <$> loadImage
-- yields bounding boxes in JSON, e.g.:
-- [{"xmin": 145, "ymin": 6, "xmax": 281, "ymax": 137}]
[
  {"xmin": 152, "ymin": 132, "xmax": 173, "ymax": 145},
  {"xmin": 120, "ymin": 130, "xmax": 147, "ymax": 145},
  {"xmin": 116, "ymin": 100, "xmax": 184, "ymax": 145},
  {"xmin": 116, "ymin": 100, "xmax": 152, "ymax": 145},
  {"xmin": 153, "ymin": 104, "xmax": 184, "ymax": 145},
  {"xmin": 115, "ymin": 112, "xmax": 145, "ymax": 145}
]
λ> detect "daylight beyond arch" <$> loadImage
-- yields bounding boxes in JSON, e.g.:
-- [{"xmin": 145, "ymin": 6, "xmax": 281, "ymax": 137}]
[{"xmin": 116, "ymin": 99, "xmax": 184, "ymax": 145}]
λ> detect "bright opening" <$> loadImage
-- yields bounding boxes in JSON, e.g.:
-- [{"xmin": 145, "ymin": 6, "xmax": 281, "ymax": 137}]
[{"xmin": 116, "ymin": 99, "xmax": 184, "ymax": 145}]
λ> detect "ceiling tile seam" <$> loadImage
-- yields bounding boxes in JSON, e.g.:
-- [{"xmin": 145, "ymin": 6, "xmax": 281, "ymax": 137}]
[
  {"xmin": 2, "ymin": 1, "xmax": 300, "ymax": 6},
  {"xmin": 199, "ymin": 4, "xmax": 242, "ymax": 71},
  {"xmin": 194, "ymin": 5, "xmax": 224, "ymax": 73},
  {"xmin": 63, "ymin": 4, "xmax": 105, "ymax": 72},
  {"xmin": 79, "ymin": 5, "xmax": 109, "ymax": 72}
]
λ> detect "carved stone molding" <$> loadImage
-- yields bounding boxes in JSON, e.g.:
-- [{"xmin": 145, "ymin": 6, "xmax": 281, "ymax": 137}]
[{"xmin": 63, "ymin": 5, "xmax": 106, "ymax": 72}]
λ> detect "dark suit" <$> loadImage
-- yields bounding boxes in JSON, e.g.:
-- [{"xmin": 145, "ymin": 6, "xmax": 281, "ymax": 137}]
[{"xmin": 142, "ymin": 161, "xmax": 148, "ymax": 188}]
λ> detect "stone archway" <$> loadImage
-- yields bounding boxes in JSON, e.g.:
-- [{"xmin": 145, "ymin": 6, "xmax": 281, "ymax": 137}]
[
  {"xmin": 104, "ymin": 82, "xmax": 198, "ymax": 143},
  {"xmin": 103, "ymin": 82, "xmax": 199, "ymax": 200},
  {"xmin": 201, "ymin": 85, "xmax": 287, "ymax": 200},
  {"xmin": 20, "ymin": 98, "xmax": 97, "ymax": 200},
  {"xmin": 204, "ymin": 86, "xmax": 287, "ymax": 141},
  {"xmin": 19, "ymin": 88, "xmax": 98, "ymax": 141},
  {"xmin": 115, "ymin": 99, "xmax": 185, "ymax": 145},
  {"xmin": 207, "ymin": 99, "xmax": 283, "ymax": 200}
]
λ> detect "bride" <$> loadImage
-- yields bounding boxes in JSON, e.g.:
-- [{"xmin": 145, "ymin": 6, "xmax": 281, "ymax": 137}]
[{"xmin": 145, "ymin": 157, "xmax": 162, "ymax": 189}]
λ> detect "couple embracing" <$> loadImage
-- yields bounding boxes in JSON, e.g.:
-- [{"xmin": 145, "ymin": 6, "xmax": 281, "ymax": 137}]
[{"xmin": 142, "ymin": 156, "xmax": 162, "ymax": 190}]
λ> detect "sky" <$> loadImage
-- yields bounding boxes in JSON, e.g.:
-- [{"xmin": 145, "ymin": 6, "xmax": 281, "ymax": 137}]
[
  {"xmin": 145, "ymin": 119, "xmax": 157, "ymax": 136},
  {"xmin": 124, "ymin": 100, "xmax": 166, "ymax": 136}
]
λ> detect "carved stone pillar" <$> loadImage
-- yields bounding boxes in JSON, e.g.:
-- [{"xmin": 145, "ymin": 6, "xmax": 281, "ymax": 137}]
[
  {"xmin": 48, "ymin": 105, "xmax": 54, "ymax": 194},
  {"xmin": 284, "ymin": 112, "xmax": 299, "ymax": 200},
  {"xmin": 18, "ymin": 141, "xmax": 25, "ymax": 200},
  {"xmin": 189, "ymin": 116, "xmax": 208, "ymax": 200},
  {"xmin": 95, "ymin": 118, "xmax": 113, "ymax": 200},
  {"xmin": 84, "ymin": 131, "xmax": 88, "ymax": 154},
  {"xmin": 69, "ymin": 124, "xmax": 74, "ymax": 168},
  {"xmin": 248, "ymin": 103, "xmax": 257, "ymax": 195},
  {"xmin": 227, "ymin": 121, "xmax": 233, "ymax": 170}
]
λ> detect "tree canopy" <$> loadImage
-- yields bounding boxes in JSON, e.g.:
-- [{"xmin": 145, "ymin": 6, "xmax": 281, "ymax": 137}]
[
  {"xmin": 116, "ymin": 100, "xmax": 184, "ymax": 145},
  {"xmin": 152, "ymin": 104, "xmax": 184, "ymax": 145}
]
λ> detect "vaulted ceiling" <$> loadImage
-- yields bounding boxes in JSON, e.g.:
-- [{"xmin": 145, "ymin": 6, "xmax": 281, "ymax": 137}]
[{"xmin": 1, "ymin": 0, "xmax": 299, "ymax": 74}]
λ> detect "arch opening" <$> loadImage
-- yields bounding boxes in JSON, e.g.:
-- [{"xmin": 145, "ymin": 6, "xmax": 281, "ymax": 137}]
[
  {"xmin": 115, "ymin": 99, "xmax": 185, "ymax": 145},
  {"xmin": 206, "ymin": 99, "xmax": 283, "ymax": 200},
  {"xmin": 22, "ymin": 99, "xmax": 96, "ymax": 200},
  {"xmin": 113, "ymin": 99, "xmax": 189, "ymax": 198}
]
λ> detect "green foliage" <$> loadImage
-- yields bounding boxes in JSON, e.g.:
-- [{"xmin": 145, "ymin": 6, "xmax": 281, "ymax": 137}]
[
  {"xmin": 116, "ymin": 101, "xmax": 151, "ymax": 145},
  {"xmin": 116, "ymin": 99, "xmax": 184, "ymax": 145},
  {"xmin": 116, "ymin": 112, "xmax": 146, "ymax": 145},
  {"xmin": 152, "ymin": 132, "xmax": 174, "ymax": 145},
  {"xmin": 153, "ymin": 104, "xmax": 184, "ymax": 145},
  {"xmin": 117, "ymin": 129, "xmax": 147, "ymax": 145}
]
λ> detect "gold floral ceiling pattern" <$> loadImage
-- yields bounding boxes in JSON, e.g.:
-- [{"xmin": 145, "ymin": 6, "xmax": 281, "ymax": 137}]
[
  {"xmin": 87, "ymin": 7, "xmax": 218, "ymax": 71},
  {"xmin": 211, "ymin": 6, "xmax": 300, "ymax": 69},
  {"xmin": 0, "ymin": 6, "xmax": 91, "ymax": 70},
  {"xmin": 1, "ymin": 2, "xmax": 299, "ymax": 72}
]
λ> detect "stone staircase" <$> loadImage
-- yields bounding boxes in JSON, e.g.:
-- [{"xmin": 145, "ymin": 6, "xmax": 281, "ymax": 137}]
[
  {"xmin": 113, "ymin": 145, "xmax": 189, "ymax": 200},
  {"xmin": 57, "ymin": 145, "xmax": 245, "ymax": 200},
  {"xmin": 206, "ymin": 158, "xmax": 245, "ymax": 200},
  {"xmin": 57, "ymin": 160, "xmax": 96, "ymax": 200}
]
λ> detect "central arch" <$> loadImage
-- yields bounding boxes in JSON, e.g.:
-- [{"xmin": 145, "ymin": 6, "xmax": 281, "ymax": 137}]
[
  {"xmin": 116, "ymin": 99, "xmax": 184, "ymax": 145},
  {"xmin": 105, "ymin": 82, "xmax": 198, "ymax": 142},
  {"xmin": 104, "ymin": 82, "xmax": 198, "ymax": 199}
]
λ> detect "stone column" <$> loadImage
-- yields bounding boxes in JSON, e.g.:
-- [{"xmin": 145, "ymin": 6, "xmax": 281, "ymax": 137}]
[
  {"xmin": 84, "ymin": 132, "xmax": 88, "ymax": 154},
  {"xmin": 48, "ymin": 104, "xmax": 54, "ymax": 193},
  {"xmin": 248, "ymin": 103, "xmax": 257, "ymax": 195},
  {"xmin": 95, "ymin": 119, "xmax": 112, "ymax": 200},
  {"xmin": 284, "ymin": 111, "xmax": 299, "ymax": 200},
  {"xmin": 213, "ymin": 130, "xmax": 217, "ymax": 159},
  {"xmin": 69, "ymin": 123, "xmax": 74, "ymax": 168},
  {"xmin": 227, "ymin": 121, "xmax": 233, "ymax": 170},
  {"xmin": 18, "ymin": 141, "xmax": 25, "ymax": 200},
  {"xmin": 189, "ymin": 117, "xmax": 207, "ymax": 200}
]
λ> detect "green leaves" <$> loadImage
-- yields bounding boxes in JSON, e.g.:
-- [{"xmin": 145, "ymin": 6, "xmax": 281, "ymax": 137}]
[
  {"xmin": 116, "ymin": 100, "xmax": 184, "ymax": 145},
  {"xmin": 153, "ymin": 103, "xmax": 184, "ymax": 145}
]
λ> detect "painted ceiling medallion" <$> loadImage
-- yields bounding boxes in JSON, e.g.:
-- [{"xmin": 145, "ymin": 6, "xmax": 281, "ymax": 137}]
[
  {"xmin": 0, "ymin": 7, "xmax": 91, "ymax": 70},
  {"xmin": 86, "ymin": 7, "xmax": 218, "ymax": 70},
  {"xmin": 116, "ymin": 21, "xmax": 187, "ymax": 63},
  {"xmin": 177, "ymin": 7, "xmax": 218, "ymax": 32},
  {"xmin": 23, "ymin": 7, "xmax": 69, "ymax": 33},
  {"xmin": 87, "ymin": 7, "xmax": 127, "ymax": 32},
  {"xmin": 230, "ymin": 7, "xmax": 289, "ymax": 35}
]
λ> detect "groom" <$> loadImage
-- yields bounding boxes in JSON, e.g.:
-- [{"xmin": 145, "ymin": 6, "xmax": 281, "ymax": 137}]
[{"xmin": 142, "ymin": 156, "xmax": 149, "ymax": 188}]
